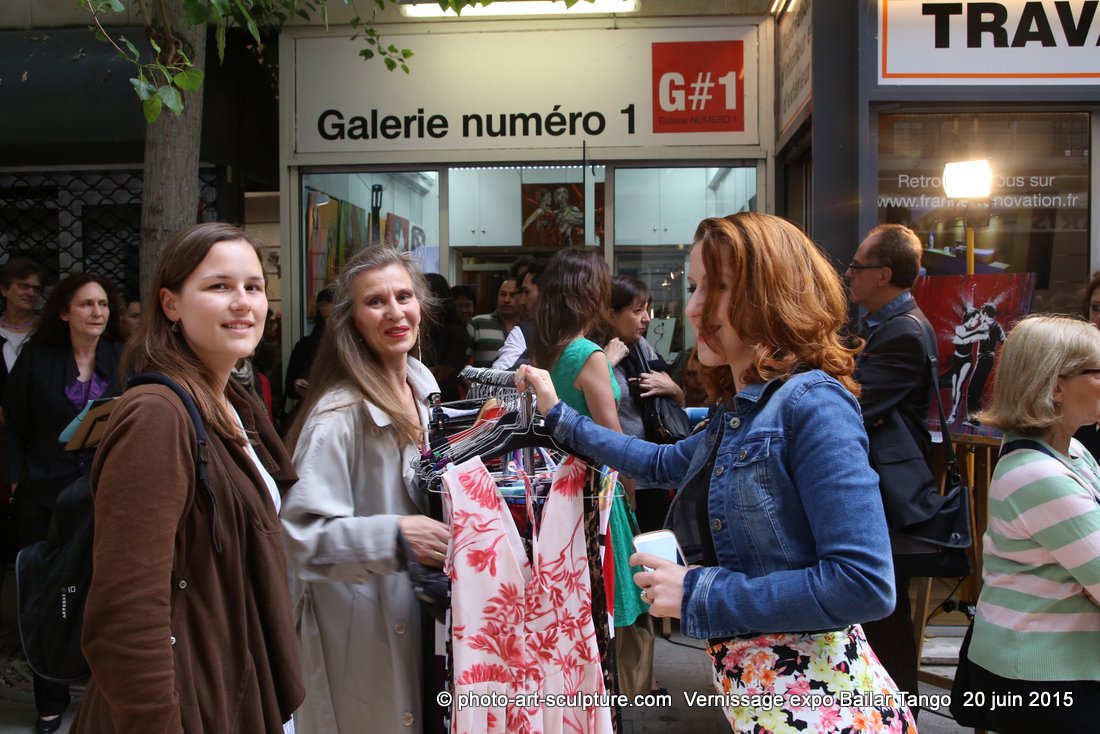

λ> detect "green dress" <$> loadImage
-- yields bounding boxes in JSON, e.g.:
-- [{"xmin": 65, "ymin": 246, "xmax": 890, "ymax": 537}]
[{"xmin": 550, "ymin": 338, "xmax": 648, "ymax": 628}]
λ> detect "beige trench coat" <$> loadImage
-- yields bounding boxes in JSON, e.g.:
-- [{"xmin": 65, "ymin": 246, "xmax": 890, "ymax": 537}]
[{"xmin": 281, "ymin": 360, "xmax": 439, "ymax": 734}]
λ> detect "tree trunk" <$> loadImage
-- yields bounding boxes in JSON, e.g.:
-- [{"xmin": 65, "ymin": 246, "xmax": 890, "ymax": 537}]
[{"xmin": 140, "ymin": 0, "xmax": 206, "ymax": 294}]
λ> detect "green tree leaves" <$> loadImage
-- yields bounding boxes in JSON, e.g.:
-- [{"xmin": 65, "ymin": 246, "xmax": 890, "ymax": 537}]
[{"xmin": 80, "ymin": 1, "xmax": 593, "ymax": 121}]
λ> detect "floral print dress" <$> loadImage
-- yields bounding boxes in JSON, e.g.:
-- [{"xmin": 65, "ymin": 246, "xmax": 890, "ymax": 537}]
[
  {"xmin": 444, "ymin": 454, "xmax": 614, "ymax": 734},
  {"xmin": 706, "ymin": 625, "xmax": 916, "ymax": 733}
]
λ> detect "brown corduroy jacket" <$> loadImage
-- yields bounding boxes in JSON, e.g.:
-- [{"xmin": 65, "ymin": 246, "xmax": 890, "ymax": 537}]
[{"xmin": 72, "ymin": 379, "xmax": 304, "ymax": 733}]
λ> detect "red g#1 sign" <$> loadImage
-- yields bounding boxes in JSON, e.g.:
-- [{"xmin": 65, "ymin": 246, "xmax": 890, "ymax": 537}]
[{"xmin": 651, "ymin": 41, "xmax": 745, "ymax": 134}]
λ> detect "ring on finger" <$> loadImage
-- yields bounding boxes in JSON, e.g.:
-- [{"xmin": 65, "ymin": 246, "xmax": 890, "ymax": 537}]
[{"xmin": 640, "ymin": 588, "xmax": 652, "ymax": 604}]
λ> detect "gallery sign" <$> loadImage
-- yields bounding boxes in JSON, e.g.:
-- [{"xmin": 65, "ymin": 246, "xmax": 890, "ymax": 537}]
[
  {"xmin": 880, "ymin": 0, "xmax": 1100, "ymax": 84},
  {"xmin": 291, "ymin": 25, "xmax": 759, "ymax": 154}
]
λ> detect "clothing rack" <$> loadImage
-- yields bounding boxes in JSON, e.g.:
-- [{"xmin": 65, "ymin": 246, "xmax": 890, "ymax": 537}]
[
  {"xmin": 458, "ymin": 365, "xmax": 520, "ymax": 400},
  {"xmin": 417, "ymin": 382, "xmax": 620, "ymax": 501},
  {"xmin": 457, "ymin": 364, "xmax": 535, "ymax": 469}
]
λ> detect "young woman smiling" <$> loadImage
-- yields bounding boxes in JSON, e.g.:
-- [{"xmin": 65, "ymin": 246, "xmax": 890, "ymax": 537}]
[{"xmin": 72, "ymin": 223, "xmax": 304, "ymax": 733}]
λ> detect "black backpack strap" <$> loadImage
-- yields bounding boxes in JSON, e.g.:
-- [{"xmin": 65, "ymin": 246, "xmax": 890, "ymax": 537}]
[{"xmin": 127, "ymin": 372, "xmax": 221, "ymax": 552}]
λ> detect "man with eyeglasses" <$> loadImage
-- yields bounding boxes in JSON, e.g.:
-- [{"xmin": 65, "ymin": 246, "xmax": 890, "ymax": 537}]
[{"xmin": 846, "ymin": 224, "xmax": 935, "ymax": 706}]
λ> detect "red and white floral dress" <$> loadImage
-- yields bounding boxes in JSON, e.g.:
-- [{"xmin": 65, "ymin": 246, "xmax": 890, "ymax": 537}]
[{"xmin": 443, "ymin": 455, "xmax": 614, "ymax": 734}]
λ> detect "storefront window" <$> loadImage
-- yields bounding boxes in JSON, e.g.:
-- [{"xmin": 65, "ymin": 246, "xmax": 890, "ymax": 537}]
[
  {"xmin": 449, "ymin": 165, "xmax": 606, "ymax": 314},
  {"xmin": 877, "ymin": 112, "xmax": 1090, "ymax": 313},
  {"xmin": 614, "ymin": 165, "xmax": 757, "ymax": 359},
  {"xmin": 301, "ymin": 170, "xmax": 440, "ymax": 319}
]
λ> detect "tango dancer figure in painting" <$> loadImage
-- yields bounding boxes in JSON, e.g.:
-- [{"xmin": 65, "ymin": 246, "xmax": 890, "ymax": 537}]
[
  {"xmin": 963, "ymin": 303, "xmax": 1006, "ymax": 425},
  {"xmin": 939, "ymin": 307, "xmax": 989, "ymax": 423},
  {"xmin": 522, "ymin": 188, "xmax": 555, "ymax": 243},
  {"xmin": 553, "ymin": 186, "xmax": 585, "ymax": 246}
]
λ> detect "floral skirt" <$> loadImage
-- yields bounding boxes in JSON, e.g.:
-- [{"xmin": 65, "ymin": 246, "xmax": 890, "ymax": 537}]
[{"xmin": 706, "ymin": 624, "xmax": 916, "ymax": 733}]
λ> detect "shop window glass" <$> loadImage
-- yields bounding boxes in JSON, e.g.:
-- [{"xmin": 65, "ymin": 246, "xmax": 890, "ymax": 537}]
[
  {"xmin": 449, "ymin": 165, "xmax": 606, "ymax": 315},
  {"xmin": 448, "ymin": 165, "xmax": 605, "ymax": 249},
  {"xmin": 877, "ymin": 112, "xmax": 1090, "ymax": 313},
  {"xmin": 614, "ymin": 165, "xmax": 757, "ymax": 360},
  {"xmin": 301, "ymin": 170, "xmax": 440, "ymax": 319}
]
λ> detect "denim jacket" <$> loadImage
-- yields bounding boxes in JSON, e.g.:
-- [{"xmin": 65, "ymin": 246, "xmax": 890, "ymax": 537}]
[{"xmin": 547, "ymin": 369, "xmax": 894, "ymax": 640}]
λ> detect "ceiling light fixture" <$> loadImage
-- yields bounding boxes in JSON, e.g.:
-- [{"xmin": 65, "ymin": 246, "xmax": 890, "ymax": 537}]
[{"xmin": 400, "ymin": 0, "xmax": 640, "ymax": 18}]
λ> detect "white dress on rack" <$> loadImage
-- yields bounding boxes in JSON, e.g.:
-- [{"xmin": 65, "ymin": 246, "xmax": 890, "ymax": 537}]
[{"xmin": 444, "ymin": 454, "xmax": 613, "ymax": 734}]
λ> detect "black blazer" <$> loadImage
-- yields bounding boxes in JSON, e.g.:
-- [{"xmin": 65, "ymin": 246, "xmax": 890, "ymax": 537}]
[
  {"xmin": 856, "ymin": 298, "xmax": 941, "ymax": 528},
  {"xmin": 3, "ymin": 338, "xmax": 125, "ymax": 528}
]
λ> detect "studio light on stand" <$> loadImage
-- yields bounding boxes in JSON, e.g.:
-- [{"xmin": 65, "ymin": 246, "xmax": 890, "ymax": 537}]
[{"xmin": 943, "ymin": 159, "xmax": 993, "ymax": 275}]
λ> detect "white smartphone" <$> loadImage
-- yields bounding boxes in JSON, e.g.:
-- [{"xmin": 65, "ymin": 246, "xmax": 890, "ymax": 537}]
[{"xmin": 632, "ymin": 530, "xmax": 686, "ymax": 570}]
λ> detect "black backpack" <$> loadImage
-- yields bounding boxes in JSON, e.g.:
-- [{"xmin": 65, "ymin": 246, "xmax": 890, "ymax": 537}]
[{"xmin": 14, "ymin": 373, "xmax": 209, "ymax": 683}]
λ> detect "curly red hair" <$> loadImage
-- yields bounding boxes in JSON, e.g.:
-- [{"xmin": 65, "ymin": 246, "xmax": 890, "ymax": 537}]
[{"xmin": 693, "ymin": 213, "xmax": 860, "ymax": 399}]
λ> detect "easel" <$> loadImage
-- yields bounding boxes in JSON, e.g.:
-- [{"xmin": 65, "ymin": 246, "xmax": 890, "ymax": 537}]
[{"xmin": 912, "ymin": 435, "xmax": 999, "ymax": 689}]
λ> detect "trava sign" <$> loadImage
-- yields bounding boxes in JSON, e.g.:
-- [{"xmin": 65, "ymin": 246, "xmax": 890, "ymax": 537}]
[{"xmin": 879, "ymin": 0, "xmax": 1100, "ymax": 84}]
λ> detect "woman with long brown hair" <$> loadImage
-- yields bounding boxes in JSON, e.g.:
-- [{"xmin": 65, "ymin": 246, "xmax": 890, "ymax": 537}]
[
  {"xmin": 529, "ymin": 248, "xmax": 648, "ymax": 703},
  {"xmin": 520, "ymin": 213, "xmax": 914, "ymax": 732},
  {"xmin": 72, "ymin": 222, "xmax": 304, "ymax": 733}
]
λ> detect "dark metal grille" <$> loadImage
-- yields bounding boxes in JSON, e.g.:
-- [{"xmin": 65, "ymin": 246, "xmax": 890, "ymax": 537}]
[{"xmin": 0, "ymin": 169, "xmax": 221, "ymax": 295}]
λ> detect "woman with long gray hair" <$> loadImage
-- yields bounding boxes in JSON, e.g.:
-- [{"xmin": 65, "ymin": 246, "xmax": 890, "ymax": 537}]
[{"xmin": 282, "ymin": 246, "xmax": 449, "ymax": 734}]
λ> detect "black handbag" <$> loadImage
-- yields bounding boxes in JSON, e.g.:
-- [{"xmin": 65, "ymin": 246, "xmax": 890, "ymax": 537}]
[
  {"xmin": 883, "ymin": 315, "xmax": 974, "ymax": 578},
  {"xmin": 15, "ymin": 373, "xmax": 213, "ymax": 684},
  {"xmin": 397, "ymin": 529, "xmax": 450, "ymax": 624},
  {"xmin": 627, "ymin": 343, "xmax": 692, "ymax": 444}
]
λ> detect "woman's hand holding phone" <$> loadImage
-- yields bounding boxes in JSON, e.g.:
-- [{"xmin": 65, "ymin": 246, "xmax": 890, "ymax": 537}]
[{"xmin": 631, "ymin": 530, "xmax": 687, "ymax": 619}]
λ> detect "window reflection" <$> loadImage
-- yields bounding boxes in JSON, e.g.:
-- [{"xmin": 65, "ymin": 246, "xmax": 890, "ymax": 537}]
[
  {"xmin": 301, "ymin": 171, "xmax": 440, "ymax": 313},
  {"xmin": 613, "ymin": 165, "xmax": 757, "ymax": 359},
  {"xmin": 877, "ymin": 112, "xmax": 1090, "ymax": 313}
]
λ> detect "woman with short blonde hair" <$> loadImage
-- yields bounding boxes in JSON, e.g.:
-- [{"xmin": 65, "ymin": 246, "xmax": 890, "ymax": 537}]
[
  {"xmin": 960, "ymin": 314, "xmax": 1100, "ymax": 732},
  {"xmin": 977, "ymin": 314, "xmax": 1100, "ymax": 434}
]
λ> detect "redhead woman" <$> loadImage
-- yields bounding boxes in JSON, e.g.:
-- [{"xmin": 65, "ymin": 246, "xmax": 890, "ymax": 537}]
[
  {"xmin": 71, "ymin": 223, "xmax": 304, "ymax": 733},
  {"xmin": 519, "ymin": 213, "xmax": 914, "ymax": 732},
  {"xmin": 282, "ymin": 246, "xmax": 449, "ymax": 734},
  {"xmin": 4, "ymin": 272, "xmax": 125, "ymax": 732}
]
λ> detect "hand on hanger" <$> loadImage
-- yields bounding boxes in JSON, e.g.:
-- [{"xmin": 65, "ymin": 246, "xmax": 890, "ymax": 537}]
[{"xmin": 515, "ymin": 365, "xmax": 560, "ymax": 417}]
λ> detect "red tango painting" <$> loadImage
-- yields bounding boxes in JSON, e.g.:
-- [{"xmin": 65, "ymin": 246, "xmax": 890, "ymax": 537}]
[{"xmin": 912, "ymin": 273, "xmax": 1036, "ymax": 440}]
